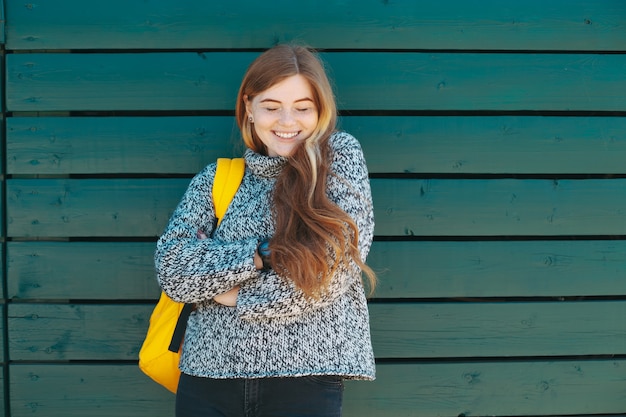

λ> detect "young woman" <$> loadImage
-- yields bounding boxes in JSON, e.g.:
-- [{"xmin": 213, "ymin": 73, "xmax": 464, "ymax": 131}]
[{"xmin": 155, "ymin": 44, "xmax": 376, "ymax": 417}]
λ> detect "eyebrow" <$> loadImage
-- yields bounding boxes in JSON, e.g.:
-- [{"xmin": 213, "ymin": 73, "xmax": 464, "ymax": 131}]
[{"xmin": 259, "ymin": 97, "xmax": 314, "ymax": 104}]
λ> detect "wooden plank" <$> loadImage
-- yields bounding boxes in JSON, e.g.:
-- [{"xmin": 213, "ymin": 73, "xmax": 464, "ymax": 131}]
[
  {"xmin": 371, "ymin": 178, "xmax": 626, "ymax": 236},
  {"xmin": 343, "ymin": 116, "xmax": 626, "ymax": 175},
  {"xmin": 329, "ymin": 52, "xmax": 626, "ymax": 111},
  {"xmin": 6, "ymin": 242, "xmax": 159, "ymax": 300},
  {"xmin": 6, "ymin": 52, "xmax": 248, "ymax": 112},
  {"xmin": 0, "ymin": 307, "xmax": 4, "ymax": 362},
  {"xmin": 0, "ymin": 115, "xmax": 4, "ymax": 177},
  {"xmin": 10, "ymin": 364, "xmax": 174, "ymax": 417},
  {"xmin": 0, "ymin": 0, "xmax": 4, "ymax": 45},
  {"xmin": 343, "ymin": 360, "xmax": 626, "ymax": 416},
  {"xmin": 0, "ymin": 244, "xmax": 4, "ymax": 300},
  {"xmin": 368, "ymin": 301, "xmax": 626, "ymax": 358},
  {"xmin": 0, "ymin": 369, "xmax": 4, "ymax": 417},
  {"xmin": 7, "ymin": 239, "xmax": 626, "ymax": 301},
  {"xmin": 9, "ymin": 301, "xmax": 625, "ymax": 360},
  {"xmin": 6, "ymin": 178, "xmax": 187, "ymax": 238},
  {"xmin": 6, "ymin": 116, "xmax": 242, "ymax": 175},
  {"xmin": 0, "ymin": 182, "xmax": 3, "ymax": 238},
  {"xmin": 6, "ymin": 52, "xmax": 626, "ymax": 112},
  {"xmin": 7, "ymin": 178, "xmax": 626, "ymax": 238},
  {"xmin": 8, "ymin": 115, "xmax": 626, "ymax": 175},
  {"xmin": 0, "ymin": 112, "xmax": 3, "ymax": 249},
  {"xmin": 5, "ymin": 0, "xmax": 626, "ymax": 51},
  {"xmin": 369, "ymin": 240, "xmax": 626, "ymax": 298},
  {"xmin": 0, "ymin": 114, "xmax": 4, "ymax": 178},
  {"xmin": 9, "ymin": 361, "xmax": 626, "ymax": 417},
  {"xmin": 9, "ymin": 304, "xmax": 150, "ymax": 361}
]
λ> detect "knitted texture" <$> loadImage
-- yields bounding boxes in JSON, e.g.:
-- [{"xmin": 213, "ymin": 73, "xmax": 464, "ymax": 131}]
[{"xmin": 155, "ymin": 131, "xmax": 375, "ymax": 380}]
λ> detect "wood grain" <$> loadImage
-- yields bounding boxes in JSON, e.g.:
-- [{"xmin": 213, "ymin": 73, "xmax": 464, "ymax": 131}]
[
  {"xmin": 8, "ymin": 361, "xmax": 625, "ymax": 417},
  {"xmin": 7, "ymin": 53, "xmax": 626, "ymax": 112},
  {"xmin": 6, "ymin": 242, "xmax": 159, "ymax": 300},
  {"xmin": 343, "ymin": 360, "xmax": 626, "ymax": 416},
  {"xmin": 5, "ymin": 0, "xmax": 625, "ymax": 51},
  {"xmin": 371, "ymin": 178, "xmax": 626, "ymax": 236},
  {"xmin": 9, "ymin": 301, "xmax": 625, "ymax": 360},
  {"xmin": 368, "ymin": 240, "xmax": 626, "ymax": 298},
  {"xmin": 6, "ymin": 240, "xmax": 626, "ymax": 300},
  {"xmin": 7, "ymin": 115, "xmax": 626, "ymax": 175}
]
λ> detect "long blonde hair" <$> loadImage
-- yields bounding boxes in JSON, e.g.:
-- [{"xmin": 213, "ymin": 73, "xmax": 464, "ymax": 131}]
[{"xmin": 235, "ymin": 44, "xmax": 375, "ymax": 297}]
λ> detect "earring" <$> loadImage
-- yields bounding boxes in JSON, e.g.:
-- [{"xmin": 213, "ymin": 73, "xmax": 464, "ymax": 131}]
[{"xmin": 248, "ymin": 116, "xmax": 254, "ymax": 123}]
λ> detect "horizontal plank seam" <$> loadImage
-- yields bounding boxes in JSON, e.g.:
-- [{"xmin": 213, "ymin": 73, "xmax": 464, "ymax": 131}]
[
  {"xmin": 6, "ymin": 48, "xmax": 626, "ymax": 55},
  {"xmin": 374, "ymin": 354, "xmax": 626, "ymax": 364},
  {"xmin": 7, "ymin": 173, "xmax": 626, "ymax": 180},
  {"xmin": 5, "ymin": 235, "xmax": 626, "ymax": 243},
  {"xmin": 7, "ymin": 110, "xmax": 626, "ymax": 118},
  {"xmin": 7, "ymin": 295, "xmax": 626, "ymax": 304},
  {"xmin": 21, "ymin": 235, "xmax": 626, "ymax": 242},
  {"xmin": 372, "ymin": 235, "xmax": 626, "ymax": 242},
  {"xmin": 7, "ymin": 354, "xmax": 626, "ymax": 366},
  {"xmin": 366, "ymin": 296, "xmax": 626, "ymax": 303}
]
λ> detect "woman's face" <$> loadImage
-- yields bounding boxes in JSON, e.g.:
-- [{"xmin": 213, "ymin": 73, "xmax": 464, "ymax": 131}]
[{"xmin": 245, "ymin": 74, "xmax": 319, "ymax": 157}]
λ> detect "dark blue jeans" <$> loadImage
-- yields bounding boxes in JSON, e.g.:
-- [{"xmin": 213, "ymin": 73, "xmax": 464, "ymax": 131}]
[{"xmin": 176, "ymin": 373, "xmax": 344, "ymax": 417}]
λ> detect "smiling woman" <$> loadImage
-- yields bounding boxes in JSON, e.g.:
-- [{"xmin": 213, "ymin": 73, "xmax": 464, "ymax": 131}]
[{"xmin": 154, "ymin": 44, "xmax": 377, "ymax": 417}]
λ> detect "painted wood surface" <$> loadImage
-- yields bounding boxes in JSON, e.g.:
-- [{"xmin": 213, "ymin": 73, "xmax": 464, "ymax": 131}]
[
  {"xmin": 9, "ymin": 304, "xmax": 147, "ymax": 361},
  {"xmin": 7, "ymin": 116, "xmax": 626, "ymax": 175},
  {"xmin": 0, "ymin": 0, "xmax": 5, "ymax": 44},
  {"xmin": 368, "ymin": 240, "xmax": 626, "ymax": 298},
  {"xmin": 6, "ymin": 116, "xmax": 242, "ymax": 175},
  {"xmin": 10, "ymin": 364, "xmax": 174, "ymax": 417},
  {"xmin": 368, "ymin": 301, "xmax": 626, "ymax": 358},
  {"xmin": 2, "ymin": 1, "xmax": 625, "ymax": 416},
  {"xmin": 0, "ymin": 308, "xmax": 4, "ymax": 360},
  {"xmin": 343, "ymin": 361, "xmax": 626, "ymax": 416},
  {"xmin": 8, "ymin": 301, "xmax": 625, "ymax": 361},
  {"xmin": 6, "ymin": 179, "xmax": 185, "ymax": 238},
  {"xmin": 6, "ymin": 242, "xmax": 159, "ymax": 300},
  {"xmin": 0, "ymin": 0, "xmax": 7, "ymax": 411},
  {"xmin": 5, "ymin": 0, "xmax": 626, "ymax": 51},
  {"xmin": 0, "ymin": 373, "xmax": 4, "ymax": 417},
  {"xmin": 9, "ymin": 361, "xmax": 626, "ymax": 417},
  {"xmin": 6, "ymin": 178, "xmax": 626, "ymax": 237},
  {"xmin": 6, "ymin": 239, "xmax": 626, "ymax": 301},
  {"xmin": 0, "ymin": 181, "xmax": 3, "ymax": 236},
  {"xmin": 6, "ymin": 52, "xmax": 626, "ymax": 112},
  {"xmin": 372, "ymin": 178, "xmax": 626, "ymax": 236},
  {"xmin": 0, "ymin": 245, "xmax": 4, "ymax": 300}
]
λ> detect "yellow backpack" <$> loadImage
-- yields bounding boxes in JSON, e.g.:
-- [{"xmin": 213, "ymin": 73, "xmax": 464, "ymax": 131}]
[{"xmin": 139, "ymin": 158, "xmax": 245, "ymax": 393}]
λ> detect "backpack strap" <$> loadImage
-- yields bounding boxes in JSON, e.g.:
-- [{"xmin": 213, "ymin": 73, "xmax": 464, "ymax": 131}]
[
  {"xmin": 213, "ymin": 158, "xmax": 246, "ymax": 226},
  {"xmin": 168, "ymin": 157, "xmax": 245, "ymax": 353}
]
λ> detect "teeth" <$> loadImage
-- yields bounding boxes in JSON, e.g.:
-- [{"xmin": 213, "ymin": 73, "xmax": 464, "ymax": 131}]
[{"xmin": 275, "ymin": 131, "xmax": 298, "ymax": 139}]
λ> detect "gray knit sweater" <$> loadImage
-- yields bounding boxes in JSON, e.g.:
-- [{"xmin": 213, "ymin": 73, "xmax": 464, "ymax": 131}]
[{"xmin": 155, "ymin": 131, "xmax": 375, "ymax": 380}]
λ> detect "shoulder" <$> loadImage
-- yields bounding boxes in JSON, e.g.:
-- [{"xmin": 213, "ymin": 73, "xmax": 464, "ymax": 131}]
[
  {"xmin": 329, "ymin": 130, "xmax": 363, "ymax": 153},
  {"xmin": 328, "ymin": 131, "xmax": 366, "ymax": 167}
]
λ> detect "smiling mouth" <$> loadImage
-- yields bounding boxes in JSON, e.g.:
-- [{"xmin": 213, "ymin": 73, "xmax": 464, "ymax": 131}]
[{"xmin": 274, "ymin": 131, "xmax": 299, "ymax": 139}]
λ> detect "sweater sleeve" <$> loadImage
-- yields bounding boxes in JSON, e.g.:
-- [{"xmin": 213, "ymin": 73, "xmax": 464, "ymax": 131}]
[
  {"xmin": 236, "ymin": 132, "xmax": 375, "ymax": 319},
  {"xmin": 155, "ymin": 164, "xmax": 259, "ymax": 304}
]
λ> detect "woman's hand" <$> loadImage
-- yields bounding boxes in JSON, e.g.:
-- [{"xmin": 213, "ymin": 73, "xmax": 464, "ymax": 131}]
[
  {"xmin": 213, "ymin": 286, "xmax": 240, "ymax": 306},
  {"xmin": 254, "ymin": 251, "xmax": 264, "ymax": 270}
]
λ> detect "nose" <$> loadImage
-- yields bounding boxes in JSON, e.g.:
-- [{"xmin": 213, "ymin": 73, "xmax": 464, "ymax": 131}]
[{"xmin": 278, "ymin": 109, "xmax": 296, "ymax": 126}]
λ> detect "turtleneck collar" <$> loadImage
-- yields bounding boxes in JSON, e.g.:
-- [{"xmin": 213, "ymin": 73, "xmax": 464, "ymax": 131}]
[{"xmin": 244, "ymin": 148, "xmax": 287, "ymax": 179}]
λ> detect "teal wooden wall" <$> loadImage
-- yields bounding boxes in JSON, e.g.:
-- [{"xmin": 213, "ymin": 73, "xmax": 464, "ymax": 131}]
[{"xmin": 1, "ymin": 1, "xmax": 625, "ymax": 416}]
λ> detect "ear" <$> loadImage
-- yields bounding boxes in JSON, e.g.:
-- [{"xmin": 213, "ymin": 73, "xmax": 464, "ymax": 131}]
[{"xmin": 244, "ymin": 95, "xmax": 252, "ymax": 117}]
